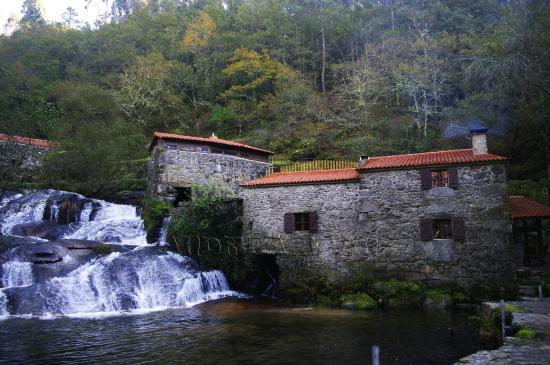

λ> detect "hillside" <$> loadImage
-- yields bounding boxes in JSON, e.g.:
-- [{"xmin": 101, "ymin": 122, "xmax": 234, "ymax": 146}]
[{"xmin": 0, "ymin": 0, "xmax": 548, "ymax": 202}]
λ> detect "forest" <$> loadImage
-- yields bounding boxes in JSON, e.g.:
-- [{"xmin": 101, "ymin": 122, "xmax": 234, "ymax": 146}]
[{"xmin": 0, "ymin": 0, "xmax": 548, "ymax": 202}]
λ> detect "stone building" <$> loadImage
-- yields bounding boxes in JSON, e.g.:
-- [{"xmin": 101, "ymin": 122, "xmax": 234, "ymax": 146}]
[
  {"xmin": 147, "ymin": 132, "xmax": 272, "ymax": 205},
  {"xmin": 0, "ymin": 133, "xmax": 57, "ymax": 183},
  {"xmin": 240, "ymin": 129, "xmax": 516, "ymax": 290}
]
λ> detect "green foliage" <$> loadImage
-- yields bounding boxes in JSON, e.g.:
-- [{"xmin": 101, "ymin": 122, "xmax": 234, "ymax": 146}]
[
  {"xmin": 339, "ymin": 293, "xmax": 377, "ymax": 310},
  {"xmin": 167, "ymin": 182, "xmax": 246, "ymax": 287},
  {"xmin": 0, "ymin": 0, "xmax": 547, "ymax": 200},
  {"xmin": 93, "ymin": 244, "xmax": 114, "ymax": 255},
  {"xmin": 515, "ymin": 328, "xmax": 535, "ymax": 339},
  {"xmin": 142, "ymin": 198, "xmax": 171, "ymax": 243},
  {"xmin": 371, "ymin": 279, "xmax": 426, "ymax": 307}
]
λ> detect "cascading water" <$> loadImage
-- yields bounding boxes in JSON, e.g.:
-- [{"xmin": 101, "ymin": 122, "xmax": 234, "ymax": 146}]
[
  {"xmin": 0, "ymin": 190, "xmax": 239, "ymax": 318},
  {"xmin": 157, "ymin": 216, "xmax": 172, "ymax": 246}
]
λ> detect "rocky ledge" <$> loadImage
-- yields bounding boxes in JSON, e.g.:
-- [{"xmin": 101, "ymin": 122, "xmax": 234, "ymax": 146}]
[{"xmin": 456, "ymin": 297, "xmax": 550, "ymax": 364}]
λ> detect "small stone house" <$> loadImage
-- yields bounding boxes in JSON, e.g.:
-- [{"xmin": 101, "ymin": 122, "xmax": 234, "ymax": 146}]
[
  {"xmin": 147, "ymin": 132, "xmax": 273, "ymax": 205},
  {"xmin": 0, "ymin": 133, "xmax": 57, "ymax": 182},
  {"xmin": 240, "ymin": 129, "xmax": 516, "ymax": 290}
]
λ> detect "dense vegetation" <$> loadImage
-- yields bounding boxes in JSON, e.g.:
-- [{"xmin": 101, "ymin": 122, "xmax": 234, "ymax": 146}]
[{"xmin": 0, "ymin": 0, "xmax": 548, "ymax": 202}]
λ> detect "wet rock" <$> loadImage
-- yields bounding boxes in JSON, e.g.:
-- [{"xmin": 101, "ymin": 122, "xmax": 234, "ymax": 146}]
[
  {"xmin": 57, "ymin": 239, "xmax": 102, "ymax": 250},
  {"xmin": 11, "ymin": 222, "xmax": 73, "ymax": 241}
]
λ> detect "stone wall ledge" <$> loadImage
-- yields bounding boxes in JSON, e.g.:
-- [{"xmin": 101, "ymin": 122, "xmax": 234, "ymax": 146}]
[{"xmin": 455, "ymin": 297, "xmax": 550, "ymax": 364}]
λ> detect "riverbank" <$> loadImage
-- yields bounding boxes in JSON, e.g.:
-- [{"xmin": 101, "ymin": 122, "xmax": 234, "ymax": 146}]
[{"xmin": 456, "ymin": 297, "xmax": 550, "ymax": 364}]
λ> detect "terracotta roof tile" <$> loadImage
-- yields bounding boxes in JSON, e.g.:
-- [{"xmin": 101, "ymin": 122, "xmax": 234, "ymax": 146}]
[
  {"xmin": 241, "ymin": 168, "xmax": 359, "ymax": 187},
  {"xmin": 509, "ymin": 196, "xmax": 550, "ymax": 219},
  {"xmin": 150, "ymin": 132, "xmax": 273, "ymax": 154},
  {"xmin": 0, "ymin": 133, "xmax": 57, "ymax": 148},
  {"xmin": 360, "ymin": 149, "xmax": 506, "ymax": 170}
]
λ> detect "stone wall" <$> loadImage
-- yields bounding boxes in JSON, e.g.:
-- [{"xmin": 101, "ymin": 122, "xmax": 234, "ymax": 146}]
[
  {"xmin": 241, "ymin": 183, "xmax": 361, "ymax": 287},
  {"xmin": 0, "ymin": 140, "xmax": 50, "ymax": 183},
  {"xmin": 241, "ymin": 163, "xmax": 515, "ymax": 289},
  {"xmin": 147, "ymin": 143, "xmax": 271, "ymax": 201}
]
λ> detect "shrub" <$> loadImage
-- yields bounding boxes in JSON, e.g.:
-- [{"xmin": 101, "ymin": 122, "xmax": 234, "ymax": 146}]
[
  {"xmin": 515, "ymin": 328, "xmax": 535, "ymax": 339},
  {"xmin": 142, "ymin": 198, "xmax": 171, "ymax": 242},
  {"xmin": 167, "ymin": 182, "xmax": 247, "ymax": 288},
  {"xmin": 94, "ymin": 244, "xmax": 114, "ymax": 255},
  {"xmin": 371, "ymin": 279, "xmax": 426, "ymax": 307}
]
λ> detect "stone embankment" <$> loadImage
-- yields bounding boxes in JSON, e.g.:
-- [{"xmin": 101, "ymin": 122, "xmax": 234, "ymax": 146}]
[{"xmin": 456, "ymin": 297, "xmax": 550, "ymax": 364}]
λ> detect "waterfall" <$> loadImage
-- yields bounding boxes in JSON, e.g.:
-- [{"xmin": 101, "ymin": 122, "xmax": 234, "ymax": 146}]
[
  {"xmin": 1, "ymin": 261, "xmax": 34, "ymax": 288},
  {"xmin": 157, "ymin": 216, "xmax": 171, "ymax": 246},
  {"xmin": 0, "ymin": 190, "xmax": 240, "ymax": 318},
  {"xmin": 2, "ymin": 248, "xmax": 237, "ymax": 317},
  {"xmin": 0, "ymin": 290, "xmax": 7, "ymax": 317}
]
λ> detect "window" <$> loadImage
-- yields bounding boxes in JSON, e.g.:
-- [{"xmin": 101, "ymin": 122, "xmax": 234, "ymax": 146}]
[
  {"xmin": 181, "ymin": 146, "xmax": 194, "ymax": 152},
  {"xmin": 432, "ymin": 219, "xmax": 452, "ymax": 239},
  {"xmin": 197, "ymin": 147, "xmax": 208, "ymax": 153},
  {"xmin": 431, "ymin": 170, "xmax": 449, "ymax": 187},
  {"xmin": 212, "ymin": 149, "xmax": 223, "ymax": 154},
  {"xmin": 294, "ymin": 213, "xmax": 310, "ymax": 231},
  {"xmin": 284, "ymin": 212, "xmax": 318, "ymax": 233},
  {"xmin": 420, "ymin": 217, "xmax": 465, "ymax": 241},
  {"xmin": 421, "ymin": 167, "xmax": 458, "ymax": 190},
  {"xmin": 225, "ymin": 150, "xmax": 238, "ymax": 156}
]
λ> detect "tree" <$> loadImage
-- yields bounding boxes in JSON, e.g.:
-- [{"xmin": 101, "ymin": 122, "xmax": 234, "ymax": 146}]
[
  {"xmin": 20, "ymin": 0, "xmax": 44, "ymax": 25},
  {"xmin": 62, "ymin": 7, "xmax": 80, "ymax": 28}
]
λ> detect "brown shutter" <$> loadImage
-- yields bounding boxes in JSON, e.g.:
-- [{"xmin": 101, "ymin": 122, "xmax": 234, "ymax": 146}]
[
  {"xmin": 448, "ymin": 167, "xmax": 459, "ymax": 189},
  {"xmin": 284, "ymin": 213, "xmax": 295, "ymax": 234},
  {"xmin": 309, "ymin": 212, "xmax": 318, "ymax": 233},
  {"xmin": 420, "ymin": 169, "xmax": 432, "ymax": 190},
  {"xmin": 452, "ymin": 217, "xmax": 466, "ymax": 241},
  {"xmin": 420, "ymin": 218, "xmax": 433, "ymax": 241}
]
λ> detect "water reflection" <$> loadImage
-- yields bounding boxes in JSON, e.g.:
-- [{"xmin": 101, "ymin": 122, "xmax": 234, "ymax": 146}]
[{"xmin": 0, "ymin": 300, "xmax": 480, "ymax": 365}]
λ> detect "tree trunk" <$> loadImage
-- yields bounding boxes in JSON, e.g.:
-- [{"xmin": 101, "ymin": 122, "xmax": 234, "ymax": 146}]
[{"xmin": 320, "ymin": 1, "xmax": 326, "ymax": 95}]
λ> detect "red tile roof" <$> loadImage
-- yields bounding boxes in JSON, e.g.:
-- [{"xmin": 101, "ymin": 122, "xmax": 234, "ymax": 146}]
[
  {"xmin": 509, "ymin": 196, "xmax": 550, "ymax": 219},
  {"xmin": 241, "ymin": 168, "xmax": 360, "ymax": 187},
  {"xmin": 0, "ymin": 133, "xmax": 57, "ymax": 148},
  {"xmin": 360, "ymin": 149, "xmax": 506, "ymax": 170},
  {"xmin": 150, "ymin": 132, "xmax": 273, "ymax": 155}
]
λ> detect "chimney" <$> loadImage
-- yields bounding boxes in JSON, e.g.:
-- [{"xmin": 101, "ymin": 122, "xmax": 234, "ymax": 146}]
[{"xmin": 470, "ymin": 127, "xmax": 488, "ymax": 155}]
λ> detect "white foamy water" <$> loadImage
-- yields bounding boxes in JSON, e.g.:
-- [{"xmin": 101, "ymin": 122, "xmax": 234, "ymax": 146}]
[
  {"xmin": 0, "ymin": 190, "xmax": 240, "ymax": 318},
  {"xmin": 0, "ymin": 290, "xmax": 8, "ymax": 317},
  {"xmin": 1, "ymin": 261, "xmax": 34, "ymax": 288},
  {"xmin": 0, "ymin": 190, "xmax": 52, "ymax": 235},
  {"xmin": 7, "ymin": 249, "xmax": 238, "ymax": 317},
  {"xmin": 157, "ymin": 216, "xmax": 171, "ymax": 246}
]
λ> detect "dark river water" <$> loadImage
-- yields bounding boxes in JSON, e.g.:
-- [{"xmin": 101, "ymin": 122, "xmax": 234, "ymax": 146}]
[{"xmin": 0, "ymin": 299, "xmax": 481, "ymax": 365}]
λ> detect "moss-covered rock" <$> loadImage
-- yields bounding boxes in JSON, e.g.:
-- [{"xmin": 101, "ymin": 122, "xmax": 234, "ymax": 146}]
[
  {"xmin": 142, "ymin": 198, "xmax": 171, "ymax": 243},
  {"xmin": 515, "ymin": 328, "xmax": 535, "ymax": 339},
  {"xmin": 424, "ymin": 288, "xmax": 453, "ymax": 308},
  {"xmin": 93, "ymin": 244, "xmax": 114, "ymax": 255},
  {"xmin": 340, "ymin": 293, "xmax": 377, "ymax": 310}
]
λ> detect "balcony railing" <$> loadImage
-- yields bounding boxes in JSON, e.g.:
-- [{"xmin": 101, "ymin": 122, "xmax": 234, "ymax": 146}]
[{"xmin": 266, "ymin": 160, "xmax": 358, "ymax": 175}]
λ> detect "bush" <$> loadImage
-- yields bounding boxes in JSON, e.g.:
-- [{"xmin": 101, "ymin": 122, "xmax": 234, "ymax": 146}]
[
  {"xmin": 142, "ymin": 198, "xmax": 171, "ymax": 243},
  {"xmin": 94, "ymin": 244, "xmax": 114, "ymax": 255},
  {"xmin": 371, "ymin": 279, "xmax": 426, "ymax": 307},
  {"xmin": 167, "ymin": 182, "xmax": 247, "ymax": 288}
]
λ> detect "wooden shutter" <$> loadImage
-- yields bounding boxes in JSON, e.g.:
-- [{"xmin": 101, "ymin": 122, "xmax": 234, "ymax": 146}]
[
  {"xmin": 448, "ymin": 167, "xmax": 459, "ymax": 189},
  {"xmin": 284, "ymin": 213, "xmax": 295, "ymax": 234},
  {"xmin": 452, "ymin": 217, "xmax": 466, "ymax": 241},
  {"xmin": 308, "ymin": 212, "xmax": 318, "ymax": 233},
  {"xmin": 420, "ymin": 218, "xmax": 433, "ymax": 241},
  {"xmin": 420, "ymin": 169, "xmax": 432, "ymax": 190}
]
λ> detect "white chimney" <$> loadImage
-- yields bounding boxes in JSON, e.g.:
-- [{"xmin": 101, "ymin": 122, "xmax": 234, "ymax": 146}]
[{"xmin": 470, "ymin": 127, "xmax": 488, "ymax": 155}]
